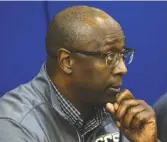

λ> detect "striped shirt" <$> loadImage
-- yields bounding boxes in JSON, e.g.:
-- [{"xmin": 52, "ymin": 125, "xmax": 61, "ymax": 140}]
[{"xmin": 45, "ymin": 64, "xmax": 107, "ymax": 139}]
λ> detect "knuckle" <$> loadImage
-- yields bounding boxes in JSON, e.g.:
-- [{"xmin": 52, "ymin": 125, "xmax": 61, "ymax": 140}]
[
  {"xmin": 128, "ymin": 107, "xmax": 135, "ymax": 114},
  {"xmin": 122, "ymin": 100, "xmax": 129, "ymax": 106},
  {"xmin": 149, "ymin": 109, "xmax": 155, "ymax": 117},
  {"xmin": 134, "ymin": 112, "xmax": 142, "ymax": 121},
  {"xmin": 139, "ymin": 100, "xmax": 146, "ymax": 105}
]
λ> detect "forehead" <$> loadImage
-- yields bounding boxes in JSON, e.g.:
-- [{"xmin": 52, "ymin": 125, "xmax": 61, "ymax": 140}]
[
  {"xmin": 83, "ymin": 36, "xmax": 125, "ymax": 52},
  {"xmin": 88, "ymin": 24, "xmax": 125, "ymax": 52},
  {"xmin": 80, "ymin": 16, "xmax": 125, "ymax": 52},
  {"xmin": 93, "ymin": 36, "xmax": 126, "ymax": 53}
]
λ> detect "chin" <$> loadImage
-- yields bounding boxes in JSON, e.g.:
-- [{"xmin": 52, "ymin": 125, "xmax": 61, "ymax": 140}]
[
  {"xmin": 104, "ymin": 88, "xmax": 119, "ymax": 101},
  {"xmin": 94, "ymin": 96, "xmax": 117, "ymax": 107},
  {"xmin": 86, "ymin": 89, "xmax": 118, "ymax": 106},
  {"xmin": 104, "ymin": 96, "xmax": 117, "ymax": 104}
]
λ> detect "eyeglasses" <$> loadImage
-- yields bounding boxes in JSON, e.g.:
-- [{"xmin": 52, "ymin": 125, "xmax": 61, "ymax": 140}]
[{"xmin": 68, "ymin": 48, "xmax": 135, "ymax": 69}]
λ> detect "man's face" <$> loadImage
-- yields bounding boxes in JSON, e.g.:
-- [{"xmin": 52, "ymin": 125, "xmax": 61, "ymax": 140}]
[{"xmin": 71, "ymin": 37, "xmax": 128, "ymax": 106}]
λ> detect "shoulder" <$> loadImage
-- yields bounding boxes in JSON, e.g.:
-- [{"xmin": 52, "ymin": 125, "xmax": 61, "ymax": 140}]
[
  {"xmin": 0, "ymin": 80, "xmax": 45, "ymax": 122},
  {"xmin": 0, "ymin": 81, "xmax": 51, "ymax": 142},
  {"xmin": 0, "ymin": 118, "xmax": 37, "ymax": 142},
  {"xmin": 154, "ymin": 92, "xmax": 167, "ymax": 114},
  {"xmin": 153, "ymin": 92, "xmax": 167, "ymax": 141}
]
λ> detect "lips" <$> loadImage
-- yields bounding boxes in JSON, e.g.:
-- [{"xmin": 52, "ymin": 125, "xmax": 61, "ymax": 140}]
[
  {"xmin": 108, "ymin": 87, "xmax": 121, "ymax": 93},
  {"xmin": 106, "ymin": 84, "xmax": 122, "ymax": 93},
  {"xmin": 112, "ymin": 84, "xmax": 122, "ymax": 88},
  {"xmin": 108, "ymin": 84, "xmax": 122, "ymax": 89}
]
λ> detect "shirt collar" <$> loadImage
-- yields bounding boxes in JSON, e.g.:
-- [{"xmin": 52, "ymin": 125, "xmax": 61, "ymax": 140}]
[
  {"xmin": 44, "ymin": 64, "xmax": 84, "ymax": 128},
  {"xmin": 43, "ymin": 63, "xmax": 108, "ymax": 135}
]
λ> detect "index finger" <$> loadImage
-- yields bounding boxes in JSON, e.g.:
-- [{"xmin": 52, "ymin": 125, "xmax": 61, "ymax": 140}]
[{"xmin": 116, "ymin": 89, "xmax": 135, "ymax": 104}]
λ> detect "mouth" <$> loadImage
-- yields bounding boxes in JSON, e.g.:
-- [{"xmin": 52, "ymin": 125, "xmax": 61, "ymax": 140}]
[
  {"xmin": 108, "ymin": 87, "xmax": 121, "ymax": 93},
  {"xmin": 106, "ymin": 84, "xmax": 122, "ymax": 93}
]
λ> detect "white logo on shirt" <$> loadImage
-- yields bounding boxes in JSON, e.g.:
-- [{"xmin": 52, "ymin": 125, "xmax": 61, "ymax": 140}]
[{"xmin": 95, "ymin": 132, "xmax": 119, "ymax": 142}]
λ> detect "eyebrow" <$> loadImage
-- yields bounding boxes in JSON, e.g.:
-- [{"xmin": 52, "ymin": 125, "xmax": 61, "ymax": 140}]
[
  {"xmin": 101, "ymin": 36, "xmax": 125, "ymax": 47},
  {"xmin": 101, "ymin": 41, "xmax": 125, "ymax": 53},
  {"xmin": 103, "ymin": 38, "xmax": 116, "ymax": 46}
]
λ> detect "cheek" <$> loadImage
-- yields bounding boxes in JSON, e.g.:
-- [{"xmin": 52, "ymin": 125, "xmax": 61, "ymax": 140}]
[
  {"xmin": 80, "ymin": 60, "xmax": 109, "ymax": 79},
  {"xmin": 90, "ymin": 60, "xmax": 111, "ymax": 85},
  {"xmin": 73, "ymin": 59, "xmax": 111, "ymax": 86},
  {"xmin": 93, "ymin": 61, "xmax": 107, "ymax": 72},
  {"xmin": 72, "ymin": 60, "xmax": 94, "ymax": 82}
]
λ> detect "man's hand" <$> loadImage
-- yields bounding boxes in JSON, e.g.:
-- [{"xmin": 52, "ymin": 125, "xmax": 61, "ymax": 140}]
[{"xmin": 106, "ymin": 89, "xmax": 158, "ymax": 142}]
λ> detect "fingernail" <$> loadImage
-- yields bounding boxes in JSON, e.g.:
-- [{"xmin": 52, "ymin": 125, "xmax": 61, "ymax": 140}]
[
  {"xmin": 106, "ymin": 102, "xmax": 112, "ymax": 107},
  {"xmin": 116, "ymin": 121, "xmax": 121, "ymax": 128}
]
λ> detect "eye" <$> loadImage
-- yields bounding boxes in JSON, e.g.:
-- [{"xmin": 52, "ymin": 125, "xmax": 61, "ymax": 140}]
[
  {"xmin": 108, "ymin": 56, "xmax": 112, "ymax": 60},
  {"xmin": 107, "ymin": 53, "xmax": 114, "ymax": 60},
  {"xmin": 121, "ymin": 50, "xmax": 128, "ymax": 60},
  {"xmin": 122, "ymin": 53, "xmax": 126, "ymax": 60}
]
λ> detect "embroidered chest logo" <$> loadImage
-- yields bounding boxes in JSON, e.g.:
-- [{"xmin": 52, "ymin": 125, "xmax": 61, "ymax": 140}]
[{"xmin": 94, "ymin": 132, "xmax": 119, "ymax": 142}]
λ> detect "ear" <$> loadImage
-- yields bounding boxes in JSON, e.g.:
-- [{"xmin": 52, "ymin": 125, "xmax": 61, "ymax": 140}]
[{"xmin": 57, "ymin": 48, "xmax": 73, "ymax": 74}]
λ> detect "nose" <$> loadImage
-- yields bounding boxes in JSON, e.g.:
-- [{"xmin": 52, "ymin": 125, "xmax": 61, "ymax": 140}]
[{"xmin": 113, "ymin": 58, "xmax": 128, "ymax": 75}]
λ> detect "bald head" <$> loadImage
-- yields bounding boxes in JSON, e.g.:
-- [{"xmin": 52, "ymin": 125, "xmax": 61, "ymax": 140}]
[
  {"xmin": 46, "ymin": 5, "xmax": 124, "ymax": 58},
  {"xmin": 45, "ymin": 6, "xmax": 127, "ymax": 109}
]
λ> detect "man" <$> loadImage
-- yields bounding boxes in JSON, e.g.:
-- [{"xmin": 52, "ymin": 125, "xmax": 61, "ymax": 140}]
[
  {"xmin": 0, "ymin": 5, "xmax": 159, "ymax": 142},
  {"xmin": 154, "ymin": 92, "xmax": 167, "ymax": 142}
]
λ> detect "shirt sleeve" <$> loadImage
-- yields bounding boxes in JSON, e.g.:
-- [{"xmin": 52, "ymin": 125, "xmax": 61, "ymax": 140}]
[
  {"xmin": 153, "ymin": 92, "xmax": 167, "ymax": 142},
  {"xmin": 0, "ymin": 118, "xmax": 37, "ymax": 142}
]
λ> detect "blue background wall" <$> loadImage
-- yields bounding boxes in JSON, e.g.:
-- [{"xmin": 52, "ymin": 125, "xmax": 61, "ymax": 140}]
[{"xmin": 0, "ymin": 1, "xmax": 167, "ymax": 105}]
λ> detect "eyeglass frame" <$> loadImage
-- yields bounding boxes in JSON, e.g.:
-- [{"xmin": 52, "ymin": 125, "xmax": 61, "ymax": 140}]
[{"xmin": 67, "ymin": 47, "xmax": 135, "ymax": 69}]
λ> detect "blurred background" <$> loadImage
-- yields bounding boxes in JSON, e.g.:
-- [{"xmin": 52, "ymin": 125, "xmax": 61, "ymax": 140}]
[{"xmin": 0, "ymin": 1, "xmax": 166, "ymax": 105}]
